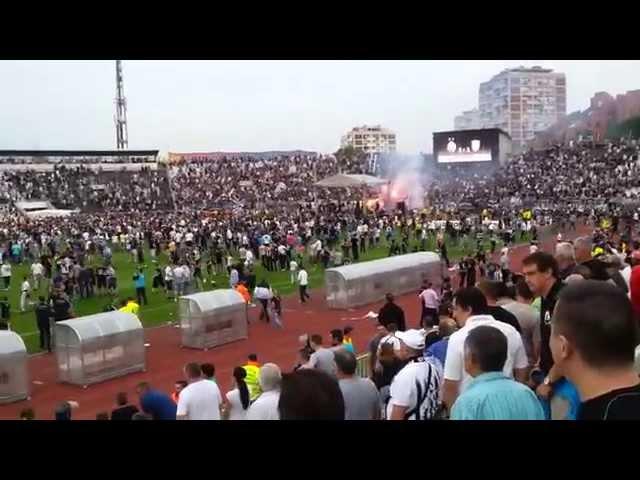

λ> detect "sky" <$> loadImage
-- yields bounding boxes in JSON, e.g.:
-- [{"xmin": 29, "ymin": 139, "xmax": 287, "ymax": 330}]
[{"xmin": 0, "ymin": 60, "xmax": 639, "ymax": 155}]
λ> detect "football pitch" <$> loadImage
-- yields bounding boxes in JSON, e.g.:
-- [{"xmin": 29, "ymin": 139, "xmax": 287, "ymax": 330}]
[{"xmin": 4, "ymin": 231, "xmax": 514, "ymax": 353}]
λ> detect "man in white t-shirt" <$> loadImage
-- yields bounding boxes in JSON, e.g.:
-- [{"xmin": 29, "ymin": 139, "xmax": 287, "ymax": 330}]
[
  {"xmin": 172, "ymin": 264, "xmax": 183, "ymax": 297},
  {"xmin": 387, "ymin": 329, "xmax": 442, "ymax": 420},
  {"xmin": 500, "ymin": 248, "xmax": 511, "ymax": 285},
  {"xmin": 1, "ymin": 262, "xmax": 11, "ymax": 290},
  {"xmin": 164, "ymin": 265, "xmax": 174, "ymax": 296},
  {"xmin": 289, "ymin": 258, "xmax": 299, "ymax": 284},
  {"xmin": 31, "ymin": 261, "xmax": 44, "ymax": 290},
  {"xmin": 377, "ymin": 323, "xmax": 401, "ymax": 356},
  {"xmin": 297, "ymin": 265, "xmax": 310, "ymax": 303},
  {"xmin": 442, "ymin": 287, "xmax": 528, "ymax": 410},
  {"xmin": 310, "ymin": 239, "xmax": 322, "ymax": 264},
  {"xmin": 245, "ymin": 249, "xmax": 255, "ymax": 267},
  {"xmin": 246, "ymin": 363, "xmax": 281, "ymax": 420},
  {"xmin": 176, "ymin": 362, "xmax": 223, "ymax": 420},
  {"xmin": 419, "ymin": 282, "xmax": 440, "ymax": 328}
]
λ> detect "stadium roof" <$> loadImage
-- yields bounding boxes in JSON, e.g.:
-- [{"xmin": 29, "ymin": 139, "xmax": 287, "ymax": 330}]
[{"xmin": 0, "ymin": 150, "xmax": 159, "ymax": 157}]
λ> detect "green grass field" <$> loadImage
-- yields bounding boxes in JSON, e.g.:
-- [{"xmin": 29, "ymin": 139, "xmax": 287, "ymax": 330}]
[{"xmin": 4, "ymin": 231, "xmax": 518, "ymax": 353}]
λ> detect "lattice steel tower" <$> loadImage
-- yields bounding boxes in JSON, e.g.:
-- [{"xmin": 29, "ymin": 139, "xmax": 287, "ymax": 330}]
[{"xmin": 114, "ymin": 60, "xmax": 129, "ymax": 150}]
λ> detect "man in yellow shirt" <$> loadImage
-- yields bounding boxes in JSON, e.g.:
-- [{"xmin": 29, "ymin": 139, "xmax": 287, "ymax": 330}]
[{"xmin": 119, "ymin": 297, "xmax": 140, "ymax": 315}]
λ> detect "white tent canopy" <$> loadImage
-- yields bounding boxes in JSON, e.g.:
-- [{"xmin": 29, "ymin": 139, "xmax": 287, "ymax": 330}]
[{"xmin": 315, "ymin": 174, "xmax": 388, "ymax": 188}]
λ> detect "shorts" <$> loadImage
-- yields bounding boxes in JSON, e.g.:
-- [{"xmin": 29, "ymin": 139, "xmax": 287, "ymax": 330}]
[
  {"xmin": 107, "ymin": 277, "xmax": 117, "ymax": 290},
  {"xmin": 97, "ymin": 276, "xmax": 106, "ymax": 289},
  {"xmin": 165, "ymin": 280, "xmax": 174, "ymax": 291}
]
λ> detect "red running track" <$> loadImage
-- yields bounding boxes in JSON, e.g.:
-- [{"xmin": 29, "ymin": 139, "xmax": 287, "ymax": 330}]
[{"xmin": 0, "ymin": 226, "xmax": 589, "ymax": 419}]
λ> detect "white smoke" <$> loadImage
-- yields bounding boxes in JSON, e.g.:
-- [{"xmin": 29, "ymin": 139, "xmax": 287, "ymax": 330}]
[{"xmin": 383, "ymin": 153, "xmax": 428, "ymax": 209}]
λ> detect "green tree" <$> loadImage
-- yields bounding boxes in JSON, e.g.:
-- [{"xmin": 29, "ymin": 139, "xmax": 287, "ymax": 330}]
[{"xmin": 606, "ymin": 115, "xmax": 640, "ymax": 140}]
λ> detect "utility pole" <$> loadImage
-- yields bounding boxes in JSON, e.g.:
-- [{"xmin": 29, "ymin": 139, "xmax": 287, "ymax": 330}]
[{"xmin": 115, "ymin": 60, "xmax": 129, "ymax": 150}]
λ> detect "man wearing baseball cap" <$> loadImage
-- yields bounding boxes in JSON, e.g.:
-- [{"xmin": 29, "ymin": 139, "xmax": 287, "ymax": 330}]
[{"xmin": 386, "ymin": 329, "xmax": 442, "ymax": 421}]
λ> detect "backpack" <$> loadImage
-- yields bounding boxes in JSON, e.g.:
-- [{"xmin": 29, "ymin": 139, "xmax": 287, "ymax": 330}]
[{"xmin": 400, "ymin": 358, "xmax": 442, "ymax": 421}]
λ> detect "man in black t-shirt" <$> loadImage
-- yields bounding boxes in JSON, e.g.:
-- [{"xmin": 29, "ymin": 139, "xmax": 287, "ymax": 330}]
[
  {"xmin": 0, "ymin": 296, "xmax": 10, "ymax": 330},
  {"xmin": 378, "ymin": 293, "xmax": 406, "ymax": 332},
  {"xmin": 521, "ymin": 252, "xmax": 565, "ymax": 398},
  {"xmin": 111, "ymin": 392, "xmax": 139, "ymax": 420},
  {"xmin": 458, "ymin": 259, "xmax": 468, "ymax": 289},
  {"xmin": 35, "ymin": 296, "xmax": 53, "ymax": 352},
  {"xmin": 477, "ymin": 280, "xmax": 522, "ymax": 333},
  {"xmin": 574, "ymin": 236, "xmax": 610, "ymax": 281},
  {"xmin": 96, "ymin": 266, "xmax": 107, "ymax": 294},
  {"xmin": 551, "ymin": 281, "xmax": 640, "ymax": 420},
  {"xmin": 51, "ymin": 292, "xmax": 73, "ymax": 322}
]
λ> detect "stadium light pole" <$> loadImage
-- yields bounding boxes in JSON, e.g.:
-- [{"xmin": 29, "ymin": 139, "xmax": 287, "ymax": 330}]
[{"xmin": 115, "ymin": 60, "xmax": 129, "ymax": 151}]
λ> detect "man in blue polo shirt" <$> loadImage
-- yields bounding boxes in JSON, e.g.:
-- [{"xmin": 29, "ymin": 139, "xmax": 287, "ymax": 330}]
[
  {"xmin": 451, "ymin": 325, "xmax": 544, "ymax": 420},
  {"xmin": 136, "ymin": 382, "xmax": 176, "ymax": 420},
  {"xmin": 134, "ymin": 268, "xmax": 148, "ymax": 306}
]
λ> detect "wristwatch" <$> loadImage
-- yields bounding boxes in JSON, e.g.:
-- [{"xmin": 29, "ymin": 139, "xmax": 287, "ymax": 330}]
[{"xmin": 543, "ymin": 376, "xmax": 552, "ymax": 386}]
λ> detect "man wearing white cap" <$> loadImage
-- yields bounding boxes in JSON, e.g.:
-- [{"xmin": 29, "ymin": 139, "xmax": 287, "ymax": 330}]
[{"xmin": 386, "ymin": 329, "xmax": 442, "ymax": 421}]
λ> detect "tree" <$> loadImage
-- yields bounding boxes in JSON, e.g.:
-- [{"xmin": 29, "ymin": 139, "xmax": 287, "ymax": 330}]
[
  {"xmin": 334, "ymin": 145, "xmax": 368, "ymax": 174},
  {"xmin": 606, "ymin": 115, "xmax": 640, "ymax": 140},
  {"xmin": 334, "ymin": 145, "xmax": 359, "ymax": 162}
]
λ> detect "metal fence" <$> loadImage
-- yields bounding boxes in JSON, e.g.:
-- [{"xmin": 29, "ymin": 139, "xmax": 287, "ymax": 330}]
[{"xmin": 355, "ymin": 353, "xmax": 371, "ymax": 378}]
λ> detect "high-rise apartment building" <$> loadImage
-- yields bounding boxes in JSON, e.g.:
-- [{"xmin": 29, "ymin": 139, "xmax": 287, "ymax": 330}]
[
  {"xmin": 454, "ymin": 109, "xmax": 482, "ymax": 130},
  {"xmin": 479, "ymin": 66, "xmax": 566, "ymax": 149},
  {"xmin": 341, "ymin": 125, "xmax": 397, "ymax": 154}
]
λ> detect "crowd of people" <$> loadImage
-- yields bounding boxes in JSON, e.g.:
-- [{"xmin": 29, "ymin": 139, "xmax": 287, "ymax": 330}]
[
  {"xmin": 4, "ymin": 139, "xmax": 640, "ymax": 420},
  {"xmin": 169, "ymin": 153, "xmax": 370, "ymax": 211},
  {"xmin": 0, "ymin": 155, "xmax": 156, "ymax": 165},
  {"xmin": 13, "ymin": 220, "xmax": 640, "ymax": 420},
  {"xmin": 427, "ymin": 139, "xmax": 640, "ymax": 220},
  {"xmin": 0, "ymin": 165, "xmax": 172, "ymax": 212}
]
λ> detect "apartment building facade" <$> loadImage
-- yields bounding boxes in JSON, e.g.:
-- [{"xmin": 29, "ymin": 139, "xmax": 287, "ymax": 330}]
[
  {"xmin": 454, "ymin": 109, "xmax": 482, "ymax": 130},
  {"xmin": 341, "ymin": 125, "xmax": 397, "ymax": 154},
  {"xmin": 479, "ymin": 66, "xmax": 566, "ymax": 150}
]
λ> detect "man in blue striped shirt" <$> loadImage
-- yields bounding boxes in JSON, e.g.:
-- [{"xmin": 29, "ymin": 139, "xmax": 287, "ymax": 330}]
[{"xmin": 451, "ymin": 325, "xmax": 544, "ymax": 420}]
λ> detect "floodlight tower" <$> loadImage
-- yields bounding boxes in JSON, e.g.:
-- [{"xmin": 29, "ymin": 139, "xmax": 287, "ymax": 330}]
[{"xmin": 114, "ymin": 60, "xmax": 129, "ymax": 150}]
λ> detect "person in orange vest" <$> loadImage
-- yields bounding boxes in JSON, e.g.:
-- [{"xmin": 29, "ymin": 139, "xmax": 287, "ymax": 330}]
[
  {"xmin": 242, "ymin": 354, "xmax": 262, "ymax": 401},
  {"xmin": 235, "ymin": 281, "xmax": 251, "ymax": 304}
]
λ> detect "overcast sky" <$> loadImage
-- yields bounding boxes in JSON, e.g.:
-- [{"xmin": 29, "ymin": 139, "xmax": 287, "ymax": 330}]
[{"xmin": 1, "ymin": 60, "xmax": 639, "ymax": 154}]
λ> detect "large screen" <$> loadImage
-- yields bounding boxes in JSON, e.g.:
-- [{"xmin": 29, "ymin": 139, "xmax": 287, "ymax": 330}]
[{"xmin": 433, "ymin": 129, "xmax": 500, "ymax": 164}]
